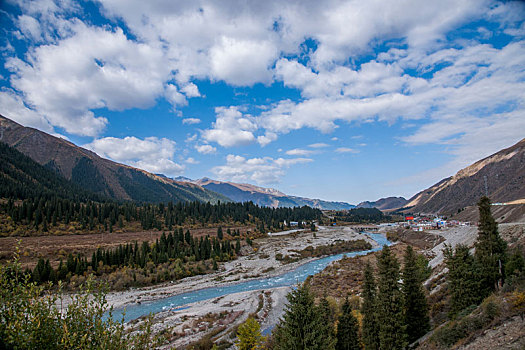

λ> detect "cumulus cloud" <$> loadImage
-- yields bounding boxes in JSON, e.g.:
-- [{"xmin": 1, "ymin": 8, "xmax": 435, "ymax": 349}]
[
  {"xmin": 212, "ymin": 154, "xmax": 312, "ymax": 184},
  {"xmin": 84, "ymin": 136, "xmax": 184, "ymax": 175},
  {"xmin": 210, "ymin": 37, "xmax": 277, "ymax": 86},
  {"xmin": 182, "ymin": 118, "xmax": 201, "ymax": 125},
  {"xmin": 6, "ymin": 23, "xmax": 170, "ymax": 136},
  {"xmin": 4, "ymin": 0, "xmax": 525, "ymax": 178},
  {"xmin": 202, "ymin": 106, "xmax": 257, "ymax": 147},
  {"xmin": 195, "ymin": 144, "xmax": 217, "ymax": 154},
  {"xmin": 285, "ymin": 148, "xmax": 315, "ymax": 156}
]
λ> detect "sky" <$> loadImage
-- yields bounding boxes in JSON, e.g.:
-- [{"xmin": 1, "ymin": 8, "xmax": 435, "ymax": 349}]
[{"xmin": 0, "ymin": 0, "xmax": 524, "ymax": 204}]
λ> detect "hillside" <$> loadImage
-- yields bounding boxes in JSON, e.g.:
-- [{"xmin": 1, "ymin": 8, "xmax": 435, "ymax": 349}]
[
  {"xmin": 189, "ymin": 178, "xmax": 356, "ymax": 210},
  {"xmin": 0, "ymin": 142, "xmax": 102, "ymax": 202},
  {"xmin": 0, "ymin": 115, "xmax": 227, "ymax": 203},
  {"xmin": 357, "ymin": 196, "xmax": 407, "ymax": 210},
  {"xmin": 405, "ymin": 138, "xmax": 525, "ymax": 215}
]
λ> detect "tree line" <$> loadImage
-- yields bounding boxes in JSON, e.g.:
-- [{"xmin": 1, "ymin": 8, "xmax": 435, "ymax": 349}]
[
  {"xmin": 333, "ymin": 207, "xmax": 390, "ymax": 223},
  {"xmin": 1, "ymin": 197, "xmax": 321, "ymax": 233},
  {"xmin": 30, "ymin": 228, "xmax": 243, "ymax": 286}
]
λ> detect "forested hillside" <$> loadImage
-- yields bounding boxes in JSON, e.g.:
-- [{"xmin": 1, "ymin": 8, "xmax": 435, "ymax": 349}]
[
  {"xmin": 0, "ymin": 142, "xmax": 103, "ymax": 202},
  {"xmin": 0, "ymin": 115, "xmax": 228, "ymax": 203}
]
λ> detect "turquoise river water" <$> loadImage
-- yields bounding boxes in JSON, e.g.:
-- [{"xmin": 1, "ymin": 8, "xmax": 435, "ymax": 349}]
[{"xmin": 112, "ymin": 232, "xmax": 391, "ymax": 322}]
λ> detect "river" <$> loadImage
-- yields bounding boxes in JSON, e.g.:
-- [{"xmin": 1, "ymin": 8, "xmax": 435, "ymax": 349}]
[{"xmin": 112, "ymin": 232, "xmax": 391, "ymax": 322}]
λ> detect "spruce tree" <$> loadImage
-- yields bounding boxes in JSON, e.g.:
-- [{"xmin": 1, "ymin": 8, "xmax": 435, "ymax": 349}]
[
  {"xmin": 402, "ymin": 246, "xmax": 430, "ymax": 344},
  {"xmin": 444, "ymin": 244, "xmax": 481, "ymax": 316},
  {"xmin": 475, "ymin": 196, "xmax": 507, "ymax": 296},
  {"xmin": 376, "ymin": 245, "xmax": 406, "ymax": 349},
  {"xmin": 361, "ymin": 262, "xmax": 379, "ymax": 350},
  {"xmin": 335, "ymin": 298, "xmax": 360, "ymax": 350},
  {"xmin": 273, "ymin": 283, "xmax": 334, "ymax": 350},
  {"xmin": 318, "ymin": 296, "xmax": 336, "ymax": 349}
]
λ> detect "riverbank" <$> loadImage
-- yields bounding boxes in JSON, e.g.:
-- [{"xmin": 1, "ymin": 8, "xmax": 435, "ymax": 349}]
[
  {"xmin": 105, "ymin": 226, "xmax": 382, "ymax": 348},
  {"xmin": 104, "ymin": 225, "xmax": 376, "ymax": 311}
]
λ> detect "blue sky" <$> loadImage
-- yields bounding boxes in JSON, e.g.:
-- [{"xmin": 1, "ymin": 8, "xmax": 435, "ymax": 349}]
[{"xmin": 1, "ymin": 0, "xmax": 524, "ymax": 204}]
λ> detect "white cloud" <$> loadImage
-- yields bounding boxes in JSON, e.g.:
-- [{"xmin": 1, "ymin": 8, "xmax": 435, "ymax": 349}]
[
  {"xmin": 182, "ymin": 118, "xmax": 201, "ymax": 125},
  {"xmin": 212, "ymin": 154, "xmax": 312, "ymax": 184},
  {"xmin": 84, "ymin": 136, "xmax": 185, "ymax": 175},
  {"xmin": 6, "ymin": 22, "xmax": 170, "ymax": 136},
  {"xmin": 256, "ymin": 132, "xmax": 277, "ymax": 147},
  {"xmin": 195, "ymin": 144, "xmax": 217, "ymax": 154},
  {"xmin": 210, "ymin": 37, "xmax": 277, "ymax": 86},
  {"xmin": 165, "ymin": 84, "xmax": 187, "ymax": 107},
  {"xmin": 335, "ymin": 147, "xmax": 359, "ymax": 154},
  {"xmin": 202, "ymin": 106, "xmax": 256, "ymax": 147},
  {"xmin": 285, "ymin": 148, "xmax": 315, "ymax": 156},
  {"xmin": 309, "ymin": 143, "xmax": 329, "ymax": 148},
  {"xmin": 0, "ymin": 88, "xmax": 54, "ymax": 133},
  {"xmin": 17, "ymin": 15, "xmax": 42, "ymax": 42},
  {"xmin": 185, "ymin": 157, "xmax": 199, "ymax": 164},
  {"xmin": 4, "ymin": 0, "xmax": 525, "ymax": 179},
  {"xmin": 180, "ymin": 82, "xmax": 200, "ymax": 97},
  {"xmin": 185, "ymin": 134, "xmax": 197, "ymax": 143}
]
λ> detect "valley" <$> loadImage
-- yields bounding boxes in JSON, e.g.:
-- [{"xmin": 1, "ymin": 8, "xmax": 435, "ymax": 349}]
[{"xmin": 0, "ymin": 117, "xmax": 524, "ymax": 349}]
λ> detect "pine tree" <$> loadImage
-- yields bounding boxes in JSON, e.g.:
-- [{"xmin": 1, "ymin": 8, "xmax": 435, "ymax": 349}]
[
  {"xmin": 444, "ymin": 244, "xmax": 481, "ymax": 316},
  {"xmin": 217, "ymin": 227, "xmax": 223, "ymax": 240},
  {"xmin": 361, "ymin": 262, "xmax": 379, "ymax": 350},
  {"xmin": 475, "ymin": 196, "xmax": 507, "ymax": 296},
  {"xmin": 273, "ymin": 283, "xmax": 334, "ymax": 350},
  {"xmin": 402, "ymin": 246, "xmax": 430, "ymax": 344},
  {"xmin": 376, "ymin": 245, "xmax": 406, "ymax": 349},
  {"xmin": 236, "ymin": 317, "xmax": 264, "ymax": 350},
  {"xmin": 317, "ymin": 296, "xmax": 336, "ymax": 349},
  {"xmin": 335, "ymin": 298, "xmax": 359, "ymax": 350}
]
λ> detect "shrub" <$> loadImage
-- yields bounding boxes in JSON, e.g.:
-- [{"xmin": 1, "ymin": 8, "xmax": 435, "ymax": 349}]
[{"xmin": 0, "ymin": 247, "xmax": 158, "ymax": 349}]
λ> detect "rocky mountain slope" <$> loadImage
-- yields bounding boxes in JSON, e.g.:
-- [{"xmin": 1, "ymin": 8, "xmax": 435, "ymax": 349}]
[
  {"xmin": 0, "ymin": 115, "xmax": 227, "ymax": 203},
  {"xmin": 405, "ymin": 138, "xmax": 525, "ymax": 215},
  {"xmin": 178, "ymin": 178, "xmax": 356, "ymax": 210},
  {"xmin": 357, "ymin": 196, "xmax": 407, "ymax": 211}
]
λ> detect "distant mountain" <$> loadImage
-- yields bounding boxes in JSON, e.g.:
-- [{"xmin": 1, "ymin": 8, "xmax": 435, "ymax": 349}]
[
  {"xmin": 405, "ymin": 138, "xmax": 525, "ymax": 215},
  {"xmin": 179, "ymin": 178, "xmax": 356, "ymax": 210},
  {"xmin": 357, "ymin": 197, "xmax": 407, "ymax": 211},
  {"xmin": 0, "ymin": 115, "xmax": 228, "ymax": 203}
]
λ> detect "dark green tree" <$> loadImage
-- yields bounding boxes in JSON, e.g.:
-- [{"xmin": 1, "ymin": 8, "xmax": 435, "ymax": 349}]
[
  {"xmin": 335, "ymin": 298, "xmax": 359, "ymax": 350},
  {"xmin": 376, "ymin": 245, "xmax": 406, "ymax": 349},
  {"xmin": 475, "ymin": 196, "xmax": 507, "ymax": 296},
  {"xmin": 273, "ymin": 283, "xmax": 334, "ymax": 350},
  {"xmin": 217, "ymin": 226, "xmax": 223, "ymax": 240},
  {"xmin": 444, "ymin": 244, "xmax": 481, "ymax": 316},
  {"xmin": 361, "ymin": 262, "xmax": 379, "ymax": 350},
  {"xmin": 505, "ymin": 247, "xmax": 524, "ymax": 277},
  {"xmin": 318, "ymin": 296, "xmax": 336, "ymax": 348},
  {"xmin": 402, "ymin": 246, "xmax": 430, "ymax": 344}
]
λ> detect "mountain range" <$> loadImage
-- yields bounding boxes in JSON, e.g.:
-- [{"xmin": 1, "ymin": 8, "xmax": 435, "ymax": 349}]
[
  {"xmin": 356, "ymin": 197, "xmax": 408, "ymax": 211},
  {"xmin": 178, "ymin": 177, "xmax": 356, "ymax": 210},
  {"xmin": 0, "ymin": 115, "xmax": 227, "ymax": 204},
  {"xmin": 405, "ymin": 138, "xmax": 525, "ymax": 215},
  {"xmin": 1, "ymin": 114, "xmax": 523, "ymax": 214}
]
